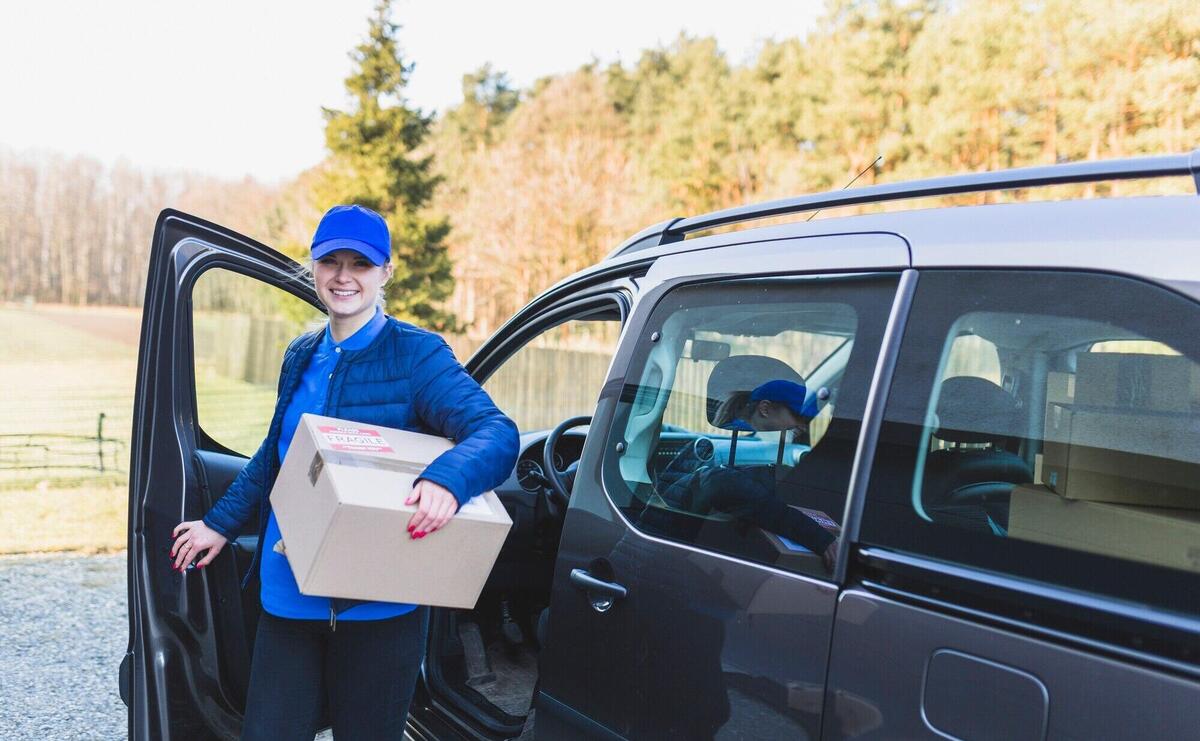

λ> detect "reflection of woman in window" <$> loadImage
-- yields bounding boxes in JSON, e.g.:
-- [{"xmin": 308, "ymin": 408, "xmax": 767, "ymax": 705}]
[
  {"xmin": 713, "ymin": 380, "xmax": 817, "ymax": 436},
  {"xmin": 669, "ymin": 380, "xmax": 839, "ymax": 571}
]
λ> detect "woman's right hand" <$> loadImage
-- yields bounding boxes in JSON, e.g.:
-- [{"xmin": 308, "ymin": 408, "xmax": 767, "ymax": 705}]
[{"xmin": 171, "ymin": 520, "xmax": 228, "ymax": 571}]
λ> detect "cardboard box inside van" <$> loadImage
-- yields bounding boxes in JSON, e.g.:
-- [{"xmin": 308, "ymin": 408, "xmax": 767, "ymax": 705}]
[
  {"xmin": 1008, "ymin": 484, "xmax": 1200, "ymax": 574},
  {"xmin": 1042, "ymin": 403, "xmax": 1200, "ymax": 509}
]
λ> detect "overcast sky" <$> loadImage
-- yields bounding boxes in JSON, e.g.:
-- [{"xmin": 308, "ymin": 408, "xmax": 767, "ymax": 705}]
[{"xmin": 1, "ymin": 1, "xmax": 822, "ymax": 183}]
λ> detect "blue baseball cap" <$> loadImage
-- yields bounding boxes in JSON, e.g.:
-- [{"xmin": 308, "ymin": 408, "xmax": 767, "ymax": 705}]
[
  {"xmin": 750, "ymin": 379, "xmax": 819, "ymax": 420},
  {"xmin": 311, "ymin": 205, "xmax": 391, "ymax": 266}
]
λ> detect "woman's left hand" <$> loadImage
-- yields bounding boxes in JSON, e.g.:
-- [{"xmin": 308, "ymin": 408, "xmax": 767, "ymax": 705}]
[{"xmin": 405, "ymin": 480, "xmax": 459, "ymax": 539}]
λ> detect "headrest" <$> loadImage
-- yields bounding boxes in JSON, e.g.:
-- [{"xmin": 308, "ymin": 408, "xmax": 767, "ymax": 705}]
[
  {"xmin": 934, "ymin": 376, "xmax": 1021, "ymax": 444},
  {"xmin": 706, "ymin": 355, "xmax": 804, "ymax": 428}
]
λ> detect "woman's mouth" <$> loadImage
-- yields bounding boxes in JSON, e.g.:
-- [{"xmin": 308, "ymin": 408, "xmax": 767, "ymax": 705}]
[{"xmin": 330, "ymin": 289, "xmax": 358, "ymax": 298}]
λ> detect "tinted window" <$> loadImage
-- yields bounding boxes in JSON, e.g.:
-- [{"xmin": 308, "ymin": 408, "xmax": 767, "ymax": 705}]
[
  {"xmin": 192, "ymin": 268, "xmax": 324, "ymax": 455},
  {"xmin": 603, "ymin": 275, "xmax": 898, "ymax": 578},
  {"xmin": 861, "ymin": 270, "xmax": 1200, "ymax": 612}
]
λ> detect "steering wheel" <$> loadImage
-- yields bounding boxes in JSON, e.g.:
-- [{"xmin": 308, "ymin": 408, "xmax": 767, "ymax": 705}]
[{"xmin": 543, "ymin": 416, "xmax": 591, "ymax": 511}]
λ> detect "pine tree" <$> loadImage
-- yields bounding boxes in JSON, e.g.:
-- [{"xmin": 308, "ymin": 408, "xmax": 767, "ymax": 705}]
[{"xmin": 319, "ymin": 0, "xmax": 457, "ymax": 330}]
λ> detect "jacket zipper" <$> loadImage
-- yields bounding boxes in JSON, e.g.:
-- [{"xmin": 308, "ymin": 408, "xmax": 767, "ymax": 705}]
[{"xmin": 330, "ymin": 605, "xmax": 337, "ymax": 632}]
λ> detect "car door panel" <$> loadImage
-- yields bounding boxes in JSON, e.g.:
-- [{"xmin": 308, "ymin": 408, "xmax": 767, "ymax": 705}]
[
  {"xmin": 126, "ymin": 210, "xmax": 320, "ymax": 740},
  {"xmin": 537, "ymin": 234, "xmax": 910, "ymax": 739},
  {"xmin": 543, "ymin": 474, "xmax": 839, "ymax": 738},
  {"xmin": 836, "ymin": 268, "xmax": 1200, "ymax": 739},
  {"xmin": 192, "ymin": 449, "xmax": 259, "ymax": 704}
]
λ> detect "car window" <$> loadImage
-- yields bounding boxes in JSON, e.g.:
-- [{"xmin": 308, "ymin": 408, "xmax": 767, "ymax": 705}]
[
  {"xmin": 861, "ymin": 270, "xmax": 1200, "ymax": 612},
  {"xmin": 192, "ymin": 268, "xmax": 324, "ymax": 455},
  {"xmin": 603, "ymin": 275, "xmax": 899, "ymax": 578},
  {"xmin": 482, "ymin": 310, "xmax": 622, "ymax": 432}
]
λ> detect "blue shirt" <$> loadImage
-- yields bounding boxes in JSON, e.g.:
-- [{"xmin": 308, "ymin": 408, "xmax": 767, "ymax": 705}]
[{"xmin": 260, "ymin": 307, "xmax": 415, "ymax": 621}]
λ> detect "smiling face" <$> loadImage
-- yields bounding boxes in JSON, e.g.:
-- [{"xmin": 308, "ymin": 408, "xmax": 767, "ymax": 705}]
[{"xmin": 313, "ymin": 249, "xmax": 392, "ymax": 323}]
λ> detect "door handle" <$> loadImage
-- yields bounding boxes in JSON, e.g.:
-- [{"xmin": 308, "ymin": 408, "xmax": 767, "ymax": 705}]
[
  {"xmin": 569, "ymin": 568, "xmax": 627, "ymax": 613},
  {"xmin": 234, "ymin": 535, "xmax": 259, "ymax": 554}
]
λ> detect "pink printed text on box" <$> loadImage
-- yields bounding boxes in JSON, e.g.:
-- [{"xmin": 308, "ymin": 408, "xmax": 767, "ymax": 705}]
[{"xmin": 318, "ymin": 425, "xmax": 395, "ymax": 453}]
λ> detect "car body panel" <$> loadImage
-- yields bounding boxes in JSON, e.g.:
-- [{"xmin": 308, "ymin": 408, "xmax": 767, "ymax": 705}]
[{"xmin": 823, "ymin": 589, "xmax": 1200, "ymax": 740}]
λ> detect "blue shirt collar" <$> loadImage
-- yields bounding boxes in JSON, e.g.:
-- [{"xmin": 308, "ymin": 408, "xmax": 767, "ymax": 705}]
[{"xmin": 321, "ymin": 306, "xmax": 387, "ymax": 352}]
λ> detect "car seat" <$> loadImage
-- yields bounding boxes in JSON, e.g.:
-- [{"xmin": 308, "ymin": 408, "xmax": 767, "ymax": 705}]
[{"xmin": 922, "ymin": 376, "xmax": 1032, "ymax": 531}]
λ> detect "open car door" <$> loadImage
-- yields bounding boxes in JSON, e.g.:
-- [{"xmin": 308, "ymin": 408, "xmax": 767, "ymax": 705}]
[{"xmin": 121, "ymin": 210, "xmax": 324, "ymax": 739}]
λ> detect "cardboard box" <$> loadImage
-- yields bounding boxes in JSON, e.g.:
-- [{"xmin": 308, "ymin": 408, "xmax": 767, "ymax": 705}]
[
  {"xmin": 270, "ymin": 413, "xmax": 512, "ymax": 609},
  {"xmin": 1041, "ymin": 404, "xmax": 1200, "ymax": 509},
  {"xmin": 1045, "ymin": 371, "xmax": 1075, "ymax": 407},
  {"xmin": 1008, "ymin": 485, "xmax": 1200, "ymax": 574},
  {"xmin": 1075, "ymin": 353, "xmax": 1195, "ymax": 413}
]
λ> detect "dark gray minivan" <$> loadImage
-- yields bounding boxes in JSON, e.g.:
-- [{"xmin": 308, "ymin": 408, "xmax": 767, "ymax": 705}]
[{"xmin": 123, "ymin": 152, "xmax": 1200, "ymax": 739}]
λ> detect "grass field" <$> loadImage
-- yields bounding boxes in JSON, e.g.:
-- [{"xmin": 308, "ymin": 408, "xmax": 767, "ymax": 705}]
[
  {"xmin": 0, "ymin": 304, "xmax": 276, "ymax": 552},
  {"xmin": 0, "ymin": 305, "xmax": 140, "ymax": 491},
  {"xmin": 0, "ymin": 484, "xmax": 126, "ymax": 554}
]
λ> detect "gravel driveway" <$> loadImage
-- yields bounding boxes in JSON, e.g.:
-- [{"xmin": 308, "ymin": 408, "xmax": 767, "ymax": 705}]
[
  {"xmin": 0, "ymin": 553, "xmax": 127, "ymax": 740},
  {"xmin": 0, "ymin": 553, "xmax": 342, "ymax": 740}
]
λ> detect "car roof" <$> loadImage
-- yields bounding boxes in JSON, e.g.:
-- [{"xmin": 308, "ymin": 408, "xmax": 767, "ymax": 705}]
[
  {"xmin": 545, "ymin": 195, "xmax": 1192, "ymax": 296},
  {"xmin": 625, "ymin": 195, "xmax": 1195, "ymax": 277},
  {"xmin": 536, "ymin": 152, "xmax": 1200, "ymax": 300}
]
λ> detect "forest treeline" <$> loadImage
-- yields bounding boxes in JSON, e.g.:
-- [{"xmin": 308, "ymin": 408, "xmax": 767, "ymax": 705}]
[{"xmin": 2, "ymin": 0, "xmax": 1198, "ymax": 333}]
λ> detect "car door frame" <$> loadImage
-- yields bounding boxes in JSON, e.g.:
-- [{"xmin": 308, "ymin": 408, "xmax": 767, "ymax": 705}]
[
  {"xmin": 407, "ymin": 273, "xmax": 640, "ymax": 740},
  {"xmin": 533, "ymin": 232, "xmax": 913, "ymax": 738},
  {"xmin": 124, "ymin": 209, "xmax": 322, "ymax": 740}
]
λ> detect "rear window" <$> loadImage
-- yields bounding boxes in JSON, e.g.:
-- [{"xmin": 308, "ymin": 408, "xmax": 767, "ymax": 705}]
[{"xmin": 861, "ymin": 270, "xmax": 1200, "ymax": 614}]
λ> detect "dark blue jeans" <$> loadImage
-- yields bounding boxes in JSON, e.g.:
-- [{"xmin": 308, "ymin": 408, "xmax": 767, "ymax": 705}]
[{"xmin": 241, "ymin": 608, "xmax": 428, "ymax": 740}]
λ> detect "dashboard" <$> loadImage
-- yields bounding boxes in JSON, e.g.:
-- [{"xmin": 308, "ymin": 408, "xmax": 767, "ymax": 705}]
[
  {"xmin": 495, "ymin": 429, "xmax": 807, "ymax": 507},
  {"xmin": 504, "ymin": 431, "xmax": 588, "ymax": 497}
]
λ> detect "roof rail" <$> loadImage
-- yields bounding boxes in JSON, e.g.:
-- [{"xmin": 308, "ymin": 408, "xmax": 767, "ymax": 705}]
[{"xmin": 611, "ymin": 150, "xmax": 1200, "ymax": 258}]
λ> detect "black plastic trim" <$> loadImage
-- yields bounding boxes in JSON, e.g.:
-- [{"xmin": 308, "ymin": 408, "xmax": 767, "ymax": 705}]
[
  {"xmin": 536, "ymin": 691, "xmax": 627, "ymax": 740},
  {"xmin": 468, "ymin": 291, "xmax": 630, "ymax": 382},
  {"xmin": 856, "ymin": 547, "xmax": 1200, "ymax": 680},
  {"xmin": 835, "ymin": 269, "xmax": 918, "ymax": 583}
]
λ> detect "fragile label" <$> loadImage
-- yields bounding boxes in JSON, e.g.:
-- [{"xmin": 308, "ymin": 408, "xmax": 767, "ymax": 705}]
[{"xmin": 318, "ymin": 425, "xmax": 394, "ymax": 453}]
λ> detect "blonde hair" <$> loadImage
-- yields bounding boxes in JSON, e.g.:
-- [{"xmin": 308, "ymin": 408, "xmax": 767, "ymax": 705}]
[{"xmin": 713, "ymin": 390, "xmax": 754, "ymax": 429}]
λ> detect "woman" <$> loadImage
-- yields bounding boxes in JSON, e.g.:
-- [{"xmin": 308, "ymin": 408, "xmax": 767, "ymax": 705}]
[{"xmin": 169, "ymin": 204, "xmax": 519, "ymax": 739}]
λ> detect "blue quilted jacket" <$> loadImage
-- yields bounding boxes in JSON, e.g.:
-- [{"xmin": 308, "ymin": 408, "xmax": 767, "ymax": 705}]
[{"xmin": 202, "ymin": 316, "xmax": 520, "ymax": 610}]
